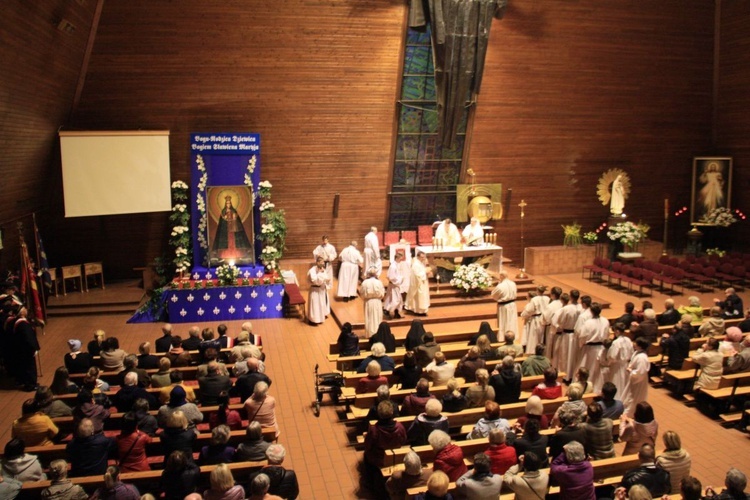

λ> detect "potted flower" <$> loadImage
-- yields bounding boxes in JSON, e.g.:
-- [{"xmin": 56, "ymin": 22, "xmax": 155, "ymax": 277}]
[
  {"xmin": 583, "ymin": 232, "xmax": 598, "ymax": 245},
  {"xmin": 216, "ymin": 263, "xmax": 241, "ymax": 286},
  {"xmin": 700, "ymin": 207, "xmax": 737, "ymax": 227},
  {"xmin": 607, "ymin": 221, "xmax": 648, "ymax": 252},
  {"xmin": 450, "ymin": 263, "xmax": 492, "ymax": 294}
]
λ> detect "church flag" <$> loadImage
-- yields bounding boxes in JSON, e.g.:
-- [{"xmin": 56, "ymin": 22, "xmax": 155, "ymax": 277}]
[
  {"xmin": 33, "ymin": 220, "xmax": 52, "ymax": 292},
  {"xmin": 19, "ymin": 237, "xmax": 45, "ymax": 326}
]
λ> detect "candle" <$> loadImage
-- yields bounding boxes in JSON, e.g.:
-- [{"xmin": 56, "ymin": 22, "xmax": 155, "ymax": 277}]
[
  {"xmin": 664, "ymin": 199, "xmax": 669, "ymax": 218},
  {"xmin": 432, "ymin": 236, "xmax": 435, "ymax": 249}
]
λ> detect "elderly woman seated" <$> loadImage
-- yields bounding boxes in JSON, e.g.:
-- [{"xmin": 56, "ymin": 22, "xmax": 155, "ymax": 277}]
[
  {"xmin": 551, "ymin": 384, "xmax": 587, "ymax": 426},
  {"xmin": 356, "ymin": 342, "xmax": 396, "ymax": 373},
  {"xmin": 234, "ymin": 421, "xmax": 270, "ymax": 462},
  {"xmin": 465, "ymin": 368, "xmax": 495, "ymax": 409},
  {"xmin": 550, "ymin": 441, "xmax": 594, "ymax": 499},
  {"xmin": 407, "ymin": 399, "xmax": 449, "ymax": 446},
  {"xmin": 441, "ymin": 378, "xmax": 469, "ymax": 413},
  {"xmin": 699, "ymin": 306, "xmax": 726, "ymax": 338},
  {"xmin": 356, "ymin": 361, "xmax": 389, "ymax": 394},
  {"xmin": 401, "ymin": 378, "xmax": 435, "ymax": 417},
  {"xmin": 366, "ymin": 385, "xmax": 400, "ymax": 421},
  {"xmin": 467, "ymin": 400, "xmax": 510, "ymax": 440},
  {"xmin": 429, "ymin": 430, "xmax": 468, "ymax": 482},
  {"xmin": 678, "ymin": 296, "xmax": 704, "ymax": 323}
]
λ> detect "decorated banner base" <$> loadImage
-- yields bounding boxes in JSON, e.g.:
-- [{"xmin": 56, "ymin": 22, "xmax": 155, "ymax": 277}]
[{"xmin": 165, "ymin": 282, "xmax": 284, "ymax": 323}]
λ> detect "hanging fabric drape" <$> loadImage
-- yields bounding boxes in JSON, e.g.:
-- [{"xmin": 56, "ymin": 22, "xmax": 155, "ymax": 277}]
[{"xmin": 409, "ymin": 0, "xmax": 507, "ymax": 147}]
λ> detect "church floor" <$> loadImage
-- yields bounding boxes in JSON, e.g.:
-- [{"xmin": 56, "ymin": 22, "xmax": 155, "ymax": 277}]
[{"xmin": 1, "ymin": 265, "xmax": 749, "ymax": 498}]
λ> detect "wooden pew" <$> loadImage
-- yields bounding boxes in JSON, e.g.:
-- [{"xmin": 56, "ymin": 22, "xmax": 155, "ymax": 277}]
[
  {"xmin": 12, "ymin": 428, "xmax": 277, "ymax": 466},
  {"xmin": 20, "ymin": 461, "xmax": 266, "ymax": 496},
  {"xmin": 692, "ymin": 371, "xmax": 750, "ymax": 412},
  {"xmin": 328, "ymin": 327, "xmax": 500, "ymax": 356},
  {"xmin": 404, "ymin": 453, "xmax": 641, "ymax": 498},
  {"xmin": 69, "ymin": 363, "xmax": 238, "ymax": 385}
]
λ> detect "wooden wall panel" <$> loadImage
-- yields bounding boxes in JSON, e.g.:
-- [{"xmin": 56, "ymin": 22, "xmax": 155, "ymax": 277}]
[
  {"xmin": 0, "ymin": 0, "xmax": 97, "ymax": 270},
  {"xmin": 58, "ymin": 0, "xmax": 406, "ymax": 276},
  {"xmin": 716, "ymin": 0, "xmax": 750, "ymax": 249},
  {"xmin": 469, "ymin": 0, "xmax": 715, "ymax": 261}
]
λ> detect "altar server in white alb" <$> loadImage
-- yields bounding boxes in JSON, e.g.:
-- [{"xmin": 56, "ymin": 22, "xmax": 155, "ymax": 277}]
[
  {"xmin": 624, "ymin": 337, "xmax": 651, "ymax": 416},
  {"xmin": 551, "ymin": 293, "xmax": 579, "ymax": 376},
  {"xmin": 576, "ymin": 303, "xmax": 610, "ymax": 393},
  {"xmin": 405, "ymin": 251, "xmax": 431, "ymax": 315},
  {"xmin": 434, "ymin": 218, "xmax": 462, "ymax": 247},
  {"xmin": 606, "ymin": 322, "xmax": 634, "ymax": 393},
  {"xmin": 307, "ymin": 257, "xmax": 331, "ymax": 325},
  {"xmin": 541, "ymin": 287, "xmax": 563, "ymax": 360},
  {"xmin": 462, "ymin": 217, "xmax": 485, "ymax": 246},
  {"xmin": 490, "ymin": 271, "xmax": 518, "ymax": 337},
  {"xmin": 520, "ymin": 285, "xmax": 549, "ymax": 355},
  {"xmin": 363, "ymin": 227, "xmax": 382, "ymax": 279},
  {"xmin": 384, "ymin": 251, "xmax": 406, "ymax": 319},
  {"xmin": 360, "ymin": 267, "xmax": 385, "ymax": 336},
  {"xmin": 312, "ymin": 235, "xmax": 337, "ymax": 283},
  {"xmin": 337, "ymin": 240, "xmax": 363, "ymax": 301}
]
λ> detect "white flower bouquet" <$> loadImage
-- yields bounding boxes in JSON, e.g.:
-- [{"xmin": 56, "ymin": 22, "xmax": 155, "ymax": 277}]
[
  {"xmin": 607, "ymin": 221, "xmax": 648, "ymax": 247},
  {"xmin": 450, "ymin": 263, "xmax": 492, "ymax": 292},
  {"xmin": 700, "ymin": 207, "xmax": 737, "ymax": 227},
  {"xmin": 216, "ymin": 263, "xmax": 241, "ymax": 285}
]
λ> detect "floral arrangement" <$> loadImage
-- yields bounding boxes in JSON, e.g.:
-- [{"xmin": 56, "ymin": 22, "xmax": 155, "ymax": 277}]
[
  {"xmin": 195, "ymin": 156, "xmax": 209, "ymax": 256},
  {"xmin": 700, "ymin": 207, "xmax": 737, "ymax": 227},
  {"xmin": 583, "ymin": 232, "xmax": 598, "ymax": 244},
  {"xmin": 450, "ymin": 263, "xmax": 493, "ymax": 292},
  {"xmin": 607, "ymin": 221, "xmax": 648, "ymax": 247},
  {"xmin": 705, "ymin": 247, "xmax": 726, "ymax": 258},
  {"xmin": 169, "ymin": 181, "xmax": 192, "ymax": 274},
  {"xmin": 256, "ymin": 181, "xmax": 287, "ymax": 273},
  {"xmin": 562, "ymin": 223, "xmax": 582, "ymax": 247},
  {"xmin": 216, "ymin": 263, "xmax": 241, "ymax": 285}
]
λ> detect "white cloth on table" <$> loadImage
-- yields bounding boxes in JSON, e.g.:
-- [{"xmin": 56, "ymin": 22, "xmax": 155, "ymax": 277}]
[
  {"xmin": 360, "ymin": 276, "xmax": 385, "ymax": 336},
  {"xmin": 384, "ymin": 260, "xmax": 404, "ymax": 315},
  {"xmin": 337, "ymin": 245, "xmax": 362, "ymax": 298},
  {"xmin": 307, "ymin": 266, "xmax": 330, "ymax": 324},
  {"xmin": 521, "ymin": 295, "xmax": 549, "ymax": 355},
  {"xmin": 405, "ymin": 258, "xmax": 430, "ymax": 314},
  {"xmin": 490, "ymin": 278, "xmax": 518, "ymax": 337}
]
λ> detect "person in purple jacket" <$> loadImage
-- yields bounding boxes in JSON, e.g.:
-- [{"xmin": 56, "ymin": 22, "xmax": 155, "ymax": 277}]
[{"xmin": 550, "ymin": 441, "xmax": 595, "ymax": 500}]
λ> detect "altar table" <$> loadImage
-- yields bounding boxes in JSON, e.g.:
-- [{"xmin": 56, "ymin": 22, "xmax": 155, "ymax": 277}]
[{"xmin": 415, "ymin": 244, "xmax": 504, "ymax": 273}]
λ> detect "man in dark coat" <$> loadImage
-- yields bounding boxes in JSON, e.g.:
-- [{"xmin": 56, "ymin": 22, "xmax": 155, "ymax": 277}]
[
  {"xmin": 112, "ymin": 372, "xmax": 158, "ymax": 412},
  {"xmin": 13, "ymin": 306, "xmax": 40, "ymax": 391},
  {"xmin": 66, "ymin": 418, "xmax": 116, "ymax": 477},
  {"xmin": 620, "ymin": 444, "xmax": 671, "ymax": 497},
  {"xmin": 231, "ymin": 358, "xmax": 272, "ymax": 402},
  {"xmin": 247, "ymin": 444, "xmax": 300, "ymax": 499},
  {"xmin": 658, "ymin": 299, "xmax": 681, "ymax": 326},
  {"xmin": 489, "ymin": 356, "xmax": 521, "ymax": 405},
  {"xmin": 198, "ymin": 361, "xmax": 233, "ymax": 406},
  {"xmin": 154, "ymin": 323, "xmax": 174, "ymax": 353}
]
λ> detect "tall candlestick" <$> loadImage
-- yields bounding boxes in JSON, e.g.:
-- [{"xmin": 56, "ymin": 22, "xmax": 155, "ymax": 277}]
[{"xmin": 664, "ymin": 199, "xmax": 669, "ymax": 219}]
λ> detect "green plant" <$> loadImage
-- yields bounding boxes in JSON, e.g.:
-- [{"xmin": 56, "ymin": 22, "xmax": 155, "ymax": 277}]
[
  {"xmin": 562, "ymin": 223, "xmax": 582, "ymax": 247},
  {"xmin": 583, "ymin": 231, "xmax": 598, "ymax": 244}
]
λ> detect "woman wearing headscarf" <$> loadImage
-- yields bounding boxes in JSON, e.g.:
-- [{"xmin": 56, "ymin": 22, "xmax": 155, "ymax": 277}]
[
  {"xmin": 157, "ymin": 386, "xmax": 204, "ymax": 429},
  {"xmin": 368, "ymin": 322, "xmax": 396, "ymax": 353},
  {"xmin": 404, "ymin": 319, "xmax": 427, "ymax": 351},
  {"xmin": 469, "ymin": 321, "xmax": 498, "ymax": 345},
  {"xmin": 337, "ymin": 322, "xmax": 361, "ymax": 356}
]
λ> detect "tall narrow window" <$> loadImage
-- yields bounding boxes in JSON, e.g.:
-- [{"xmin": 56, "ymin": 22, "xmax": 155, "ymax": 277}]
[{"xmin": 387, "ymin": 26, "xmax": 469, "ymax": 230}]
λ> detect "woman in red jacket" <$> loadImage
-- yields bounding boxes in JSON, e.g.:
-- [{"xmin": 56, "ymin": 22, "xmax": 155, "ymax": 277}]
[
  {"xmin": 428, "ymin": 429, "xmax": 468, "ymax": 482},
  {"xmin": 116, "ymin": 413, "xmax": 152, "ymax": 472},
  {"xmin": 484, "ymin": 427, "xmax": 517, "ymax": 475}
]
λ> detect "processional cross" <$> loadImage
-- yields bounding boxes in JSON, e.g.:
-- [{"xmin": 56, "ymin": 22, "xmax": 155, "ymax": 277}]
[{"xmin": 516, "ymin": 199, "xmax": 528, "ymax": 279}]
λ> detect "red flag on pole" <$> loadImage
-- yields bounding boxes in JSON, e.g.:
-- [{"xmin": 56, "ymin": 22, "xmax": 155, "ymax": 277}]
[{"xmin": 19, "ymin": 237, "xmax": 45, "ymax": 326}]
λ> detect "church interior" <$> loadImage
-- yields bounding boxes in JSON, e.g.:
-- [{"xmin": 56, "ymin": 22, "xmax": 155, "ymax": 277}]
[{"xmin": 2, "ymin": 1, "xmax": 750, "ymax": 498}]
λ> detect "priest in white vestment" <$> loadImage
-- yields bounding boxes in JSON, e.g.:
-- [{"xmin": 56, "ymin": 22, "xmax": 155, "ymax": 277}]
[
  {"xmin": 307, "ymin": 258, "xmax": 331, "ymax": 325},
  {"xmin": 576, "ymin": 303, "xmax": 610, "ymax": 393},
  {"xmin": 551, "ymin": 293, "xmax": 579, "ymax": 378},
  {"xmin": 360, "ymin": 267, "xmax": 385, "ymax": 336},
  {"xmin": 384, "ymin": 251, "xmax": 406, "ymax": 319},
  {"xmin": 462, "ymin": 217, "xmax": 485, "ymax": 246},
  {"xmin": 606, "ymin": 323, "xmax": 634, "ymax": 395},
  {"xmin": 313, "ymin": 235, "xmax": 337, "ymax": 283},
  {"xmin": 490, "ymin": 271, "xmax": 518, "ymax": 337},
  {"xmin": 521, "ymin": 286, "xmax": 550, "ymax": 355},
  {"xmin": 363, "ymin": 227, "xmax": 382, "ymax": 279},
  {"xmin": 405, "ymin": 252, "xmax": 431, "ymax": 315},
  {"xmin": 434, "ymin": 218, "xmax": 461, "ymax": 247},
  {"xmin": 624, "ymin": 337, "xmax": 651, "ymax": 416},
  {"xmin": 542, "ymin": 287, "xmax": 563, "ymax": 360},
  {"xmin": 337, "ymin": 241, "xmax": 363, "ymax": 300}
]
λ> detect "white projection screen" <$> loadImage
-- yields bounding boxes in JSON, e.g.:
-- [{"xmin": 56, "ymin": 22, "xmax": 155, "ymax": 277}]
[{"xmin": 59, "ymin": 130, "xmax": 172, "ymax": 217}]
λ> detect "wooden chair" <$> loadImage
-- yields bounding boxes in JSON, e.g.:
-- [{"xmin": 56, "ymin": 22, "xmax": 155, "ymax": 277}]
[
  {"xmin": 60, "ymin": 265, "xmax": 84, "ymax": 295},
  {"xmin": 83, "ymin": 261, "xmax": 105, "ymax": 291}
]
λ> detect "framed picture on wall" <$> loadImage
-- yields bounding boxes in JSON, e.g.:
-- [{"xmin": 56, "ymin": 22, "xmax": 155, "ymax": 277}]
[{"xmin": 690, "ymin": 156, "xmax": 732, "ymax": 225}]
